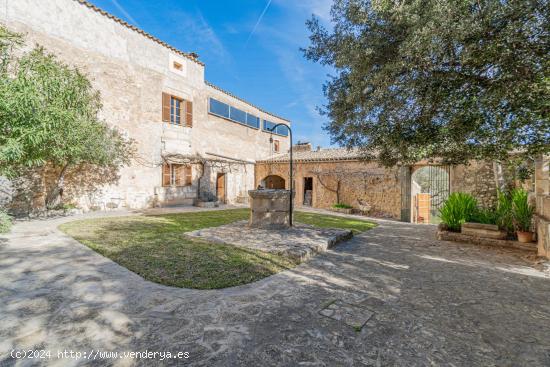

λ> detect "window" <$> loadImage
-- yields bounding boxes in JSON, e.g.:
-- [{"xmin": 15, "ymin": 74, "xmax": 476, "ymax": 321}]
[
  {"xmin": 162, "ymin": 93, "xmax": 192, "ymax": 127},
  {"xmin": 274, "ymin": 139, "xmax": 280, "ymax": 152},
  {"xmin": 162, "ymin": 163, "xmax": 192, "ymax": 187},
  {"xmin": 263, "ymin": 120, "xmax": 277, "ymax": 132},
  {"xmin": 209, "ymin": 98, "xmax": 230, "ymax": 118},
  {"xmin": 246, "ymin": 113, "xmax": 260, "ymax": 128},
  {"xmin": 263, "ymin": 120, "xmax": 289, "ymax": 136},
  {"xmin": 229, "ymin": 106, "xmax": 247, "ymax": 124},
  {"xmin": 170, "ymin": 97, "xmax": 182, "ymax": 125},
  {"xmin": 173, "ymin": 61, "xmax": 183, "ymax": 71}
]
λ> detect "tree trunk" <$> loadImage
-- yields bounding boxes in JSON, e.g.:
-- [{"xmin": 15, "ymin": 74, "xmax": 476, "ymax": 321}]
[
  {"xmin": 336, "ymin": 180, "xmax": 341, "ymax": 204},
  {"xmin": 45, "ymin": 163, "xmax": 70, "ymax": 209}
]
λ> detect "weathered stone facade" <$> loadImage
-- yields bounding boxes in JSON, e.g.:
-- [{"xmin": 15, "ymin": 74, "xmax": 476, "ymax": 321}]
[
  {"xmin": 535, "ymin": 155, "xmax": 550, "ymax": 258},
  {"xmin": 256, "ymin": 146, "xmax": 503, "ymax": 221},
  {"xmin": 2, "ymin": 0, "xmax": 289, "ymax": 212},
  {"xmin": 450, "ymin": 160, "xmax": 498, "ymax": 208},
  {"xmin": 256, "ymin": 154, "xmax": 402, "ymax": 219}
]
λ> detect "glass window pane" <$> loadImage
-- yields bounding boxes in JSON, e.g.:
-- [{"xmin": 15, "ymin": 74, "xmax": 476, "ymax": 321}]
[
  {"xmin": 209, "ymin": 98, "xmax": 229, "ymax": 118},
  {"xmin": 230, "ymin": 107, "xmax": 247, "ymax": 124},
  {"xmin": 276, "ymin": 125, "xmax": 288, "ymax": 136},
  {"xmin": 246, "ymin": 113, "xmax": 259, "ymax": 128}
]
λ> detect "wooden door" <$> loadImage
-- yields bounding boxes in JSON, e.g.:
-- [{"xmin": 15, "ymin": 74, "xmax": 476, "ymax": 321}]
[{"xmin": 216, "ymin": 173, "xmax": 226, "ymax": 203}]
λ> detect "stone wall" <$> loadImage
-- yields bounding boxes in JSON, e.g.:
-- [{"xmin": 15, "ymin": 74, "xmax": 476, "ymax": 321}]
[
  {"xmin": 1, "ymin": 0, "xmax": 289, "ymax": 212},
  {"xmin": 256, "ymin": 157, "xmax": 508, "ymax": 222},
  {"xmin": 255, "ymin": 160, "xmax": 402, "ymax": 219},
  {"xmin": 451, "ymin": 161, "xmax": 497, "ymax": 208},
  {"xmin": 535, "ymin": 155, "xmax": 550, "ymax": 258}
]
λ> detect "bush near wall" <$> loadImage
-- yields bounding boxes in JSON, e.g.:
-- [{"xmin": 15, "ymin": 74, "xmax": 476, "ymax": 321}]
[{"xmin": 0, "ymin": 210, "xmax": 12, "ymax": 233}]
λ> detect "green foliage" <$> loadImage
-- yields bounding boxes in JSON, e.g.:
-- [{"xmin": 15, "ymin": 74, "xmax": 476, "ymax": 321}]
[
  {"xmin": 471, "ymin": 207, "xmax": 498, "ymax": 225},
  {"xmin": 0, "ymin": 25, "xmax": 134, "ymax": 179},
  {"xmin": 0, "ymin": 209, "xmax": 12, "ymax": 233},
  {"xmin": 439, "ymin": 193, "xmax": 478, "ymax": 231},
  {"xmin": 304, "ymin": 1, "xmax": 549, "ymax": 166},
  {"xmin": 495, "ymin": 190, "xmax": 514, "ymax": 234},
  {"xmin": 333, "ymin": 203, "xmax": 353, "ymax": 209},
  {"xmin": 511, "ymin": 188, "xmax": 534, "ymax": 232}
]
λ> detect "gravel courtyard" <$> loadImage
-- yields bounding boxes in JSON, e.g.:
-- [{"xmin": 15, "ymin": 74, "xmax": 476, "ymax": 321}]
[{"xmin": 1, "ymin": 209, "xmax": 549, "ymax": 366}]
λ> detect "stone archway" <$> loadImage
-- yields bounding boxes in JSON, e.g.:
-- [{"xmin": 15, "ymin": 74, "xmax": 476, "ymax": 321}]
[{"xmin": 263, "ymin": 175, "xmax": 286, "ymax": 189}]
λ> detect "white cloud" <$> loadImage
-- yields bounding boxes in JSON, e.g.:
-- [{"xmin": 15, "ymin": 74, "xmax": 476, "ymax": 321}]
[
  {"xmin": 170, "ymin": 10, "xmax": 230, "ymax": 62},
  {"xmin": 109, "ymin": 0, "xmax": 141, "ymax": 27},
  {"xmin": 274, "ymin": 0, "xmax": 333, "ymax": 22}
]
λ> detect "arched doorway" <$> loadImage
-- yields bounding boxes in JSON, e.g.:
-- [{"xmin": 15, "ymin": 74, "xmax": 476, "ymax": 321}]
[
  {"xmin": 263, "ymin": 175, "xmax": 286, "ymax": 189},
  {"xmin": 410, "ymin": 166, "xmax": 450, "ymax": 224}
]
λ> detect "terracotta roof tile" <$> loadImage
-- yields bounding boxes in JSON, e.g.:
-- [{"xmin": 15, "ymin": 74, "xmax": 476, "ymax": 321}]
[{"xmin": 258, "ymin": 148, "xmax": 363, "ymax": 162}]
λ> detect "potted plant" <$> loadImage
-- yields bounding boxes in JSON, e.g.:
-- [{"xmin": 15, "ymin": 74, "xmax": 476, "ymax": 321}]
[{"xmin": 511, "ymin": 188, "xmax": 535, "ymax": 243}]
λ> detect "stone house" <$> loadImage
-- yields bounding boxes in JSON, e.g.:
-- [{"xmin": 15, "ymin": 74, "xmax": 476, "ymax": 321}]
[
  {"xmin": 2, "ymin": 0, "xmax": 290, "ymax": 212},
  {"xmin": 256, "ymin": 143, "xmax": 501, "ymax": 221}
]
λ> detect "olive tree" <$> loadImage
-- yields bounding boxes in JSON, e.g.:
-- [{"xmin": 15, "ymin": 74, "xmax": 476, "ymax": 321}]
[
  {"xmin": 304, "ymin": 0, "xmax": 549, "ymax": 169},
  {"xmin": 0, "ymin": 26, "xmax": 134, "ymax": 208}
]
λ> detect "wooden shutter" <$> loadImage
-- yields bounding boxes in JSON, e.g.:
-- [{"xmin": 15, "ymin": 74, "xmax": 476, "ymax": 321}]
[
  {"xmin": 185, "ymin": 166, "xmax": 192, "ymax": 186},
  {"xmin": 162, "ymin": 163, "xmax": 171, "ymax": 186},
  {"xmin": 162, "ymin": 93, "xmax": 171, "ymax": 122},
  {"xmin": 185, "ymin": 101, "xmax": 193, "ymax": 127}
]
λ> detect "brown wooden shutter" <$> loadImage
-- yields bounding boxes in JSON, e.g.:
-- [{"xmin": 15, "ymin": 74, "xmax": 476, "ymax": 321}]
[
  {"xmin": 162, "ymin": 93, "xmax": 171, "ymax": 122},
  {"xmin": 162, "ymin": 163, "xmax": 171, "ymax": 186},
  {"xmin": 185, "ymin": 100, "xmax": 193, "ymax": 127},
  {"xmin": 185, "ymin": 166, "xmax": 192, "ymax": 186}
]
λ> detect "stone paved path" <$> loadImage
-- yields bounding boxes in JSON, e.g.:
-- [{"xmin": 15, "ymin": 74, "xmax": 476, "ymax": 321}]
[{"xmin": 1, "ymin": 208, "xmax": 550, "ymax": 366}]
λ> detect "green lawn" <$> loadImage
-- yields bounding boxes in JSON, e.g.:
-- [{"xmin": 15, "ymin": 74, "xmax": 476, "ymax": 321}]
[{"xmin": 60, "ymin": 209, "xmax": 375, "ymax": 289}]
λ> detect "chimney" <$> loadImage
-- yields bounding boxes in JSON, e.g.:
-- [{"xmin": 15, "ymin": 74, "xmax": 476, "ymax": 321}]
[
  {"xmin": 316, "ymin": 146, "xmax": 321, "ymax": 151},
  {"xmin": 292, "ymin": 141, "xmax": 312, "ymax": 152}
]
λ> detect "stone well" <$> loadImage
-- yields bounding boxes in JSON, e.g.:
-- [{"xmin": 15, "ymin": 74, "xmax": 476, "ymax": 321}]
[{"xmin": 248, "ymin": 189, "xmax": 292, "ymax": 229}]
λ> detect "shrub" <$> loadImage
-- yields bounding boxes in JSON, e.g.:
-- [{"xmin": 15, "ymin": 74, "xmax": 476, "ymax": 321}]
[
  {"xmin": 471, "ymin": 207, "xmax": 498, "ymax": 225},
  {"xmin": 495, "ymin": 190, "xmax": 514, "ymax": 234},
  {"xmin": 0, "ymin": 209, "xmax": 12, "ymax": 233},
  {"xmin": 439, "ymin": 193, "xmax": 478, "ymax": 231},
  {"xmin": 511, "ymin": 188, "xmax": 534, "ymax": 232},
  {"xmin": 333, "ymin": 203, "xmax": 353, "ymax": 209}
]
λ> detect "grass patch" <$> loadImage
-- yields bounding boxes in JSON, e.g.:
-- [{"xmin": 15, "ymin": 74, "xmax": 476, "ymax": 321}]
[{"xmin": 60, "ymin": 209, "xmax": 375, "ymax": 289}]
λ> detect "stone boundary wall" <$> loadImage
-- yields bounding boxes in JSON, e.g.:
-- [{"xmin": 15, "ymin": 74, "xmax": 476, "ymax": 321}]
[
  {"xmin": 535, "ymin": 155, "xmax": 550, "ymax": 258},
  {"xmin": 255, "ymin": 160, "xmax": 401, "ymax": 219}
]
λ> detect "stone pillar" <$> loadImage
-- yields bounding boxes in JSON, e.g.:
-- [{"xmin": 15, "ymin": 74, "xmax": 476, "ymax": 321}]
[
  {"xmin": 535, "ymin": 155, "xmax": 550, "ymax": 258},
  {"xmin": 248, "ymin": 189, "xmax": 291, "ymax": 229}
]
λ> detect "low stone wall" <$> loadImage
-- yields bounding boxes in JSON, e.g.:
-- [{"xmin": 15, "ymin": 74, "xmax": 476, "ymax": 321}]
[{"xmin": 437, "ymin": 230, "xmax": 537, "ymax": 253}]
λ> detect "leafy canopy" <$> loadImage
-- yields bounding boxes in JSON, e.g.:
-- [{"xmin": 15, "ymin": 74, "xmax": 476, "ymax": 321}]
[
  {"xmin": 304, "ymin": 0, "xmax": 549, "ymax": 166},
  {"xmin": 0, "ymin": 26, "xmax": 133, "ymax": 178}
]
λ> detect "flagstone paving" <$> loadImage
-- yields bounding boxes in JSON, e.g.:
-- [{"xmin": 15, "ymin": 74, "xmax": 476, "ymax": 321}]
[
  {"xmin": 1, "ymin": 208, "xmax": 550, "ymax": 366},
  {"xmin": 185, "ymin": 220, "xmax": 353, "ymax": 262}
]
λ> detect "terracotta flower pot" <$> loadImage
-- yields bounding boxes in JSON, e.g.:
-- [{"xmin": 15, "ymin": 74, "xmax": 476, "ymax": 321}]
[{"xmin": 516, "ymin": 231, "xmax": 534, "ymax": 243}]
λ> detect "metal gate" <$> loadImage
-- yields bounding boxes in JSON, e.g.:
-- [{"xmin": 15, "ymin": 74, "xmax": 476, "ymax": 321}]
[
  {"xmin": 425, "ymin": 166, "xmax": 450, "ymax": 218},
  {"xmin": 402, "ymin": 165, "xmax": 450, "ymax": 223}
]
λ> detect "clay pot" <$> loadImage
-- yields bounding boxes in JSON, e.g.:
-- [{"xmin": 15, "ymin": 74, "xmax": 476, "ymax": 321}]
[{"xmin": 516, "ymin": 231, "xmax": 534, "ymax": 243}]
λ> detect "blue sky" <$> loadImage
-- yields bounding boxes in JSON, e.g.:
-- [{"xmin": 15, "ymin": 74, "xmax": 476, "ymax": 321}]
[{"xmin": 88, "ymin": 0, "xmax": 334, "ymax": 148}]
